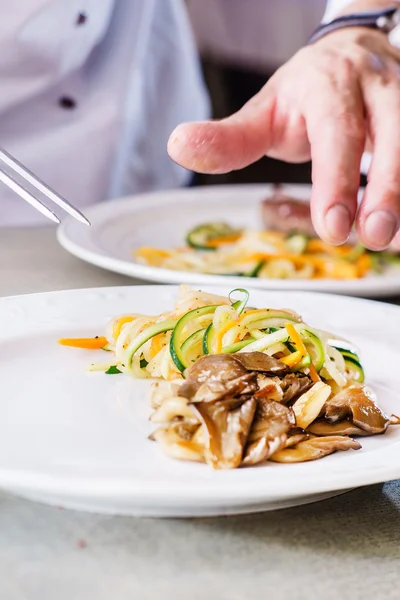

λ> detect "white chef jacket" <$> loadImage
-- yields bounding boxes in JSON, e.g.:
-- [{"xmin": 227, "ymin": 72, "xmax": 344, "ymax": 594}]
[
  {"xmin": 0, "ymin": 0, "xmax": 361, "ymax": 227},
  {"xmin": 1, "ymin": 0, "xmax": 209, "ymax": 227},
  {"xmin": 323, "ymin": 0, "xmax": 363, "ymax": 21}
]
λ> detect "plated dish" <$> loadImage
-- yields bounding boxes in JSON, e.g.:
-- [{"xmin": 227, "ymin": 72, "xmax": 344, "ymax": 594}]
[
  {"xmin": 60, "ymin": 286, "xmax": 399, "ymax": 471},
  {"xmin": 135, "ymin": 190, "xmax": 400, "ymax": 281},
  {"xmin": 57, "ymin": 184, "xmax": 400, "ymax": 297},
  {"xmin": 2, "ymin": 285, "xmax": 400, "ymax": 516}
]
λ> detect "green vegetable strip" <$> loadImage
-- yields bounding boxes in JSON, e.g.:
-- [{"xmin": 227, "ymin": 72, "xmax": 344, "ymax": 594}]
[
  {"xmin": 237, "ymin": 329, "xmax": 289, "ymax": 353},
  {"xmin": 124, "ymin": 319, "xmax": 176, "ymax": 368},
  {"xmin": 229, "ymin": 288, "xmax": 250, "ymax": 315},
  {"xmin": 171, "ymin": 306, "xmax": 218, "ymax": 372},
  {"xmin": 105, "ymin": 365, "xmax": 121, "ymax": 375},
  {"xmin": 221, "ymin": 338, "xmax": 257, "ymax": 353}
]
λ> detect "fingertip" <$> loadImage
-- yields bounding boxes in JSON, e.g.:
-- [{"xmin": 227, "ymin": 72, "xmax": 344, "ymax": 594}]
[
  {"xmin": 324, "ymin": 204, "xmax": 353, "ymax": 245},
  {"xmin": 167, "ymin": 121, "xmax": 229, "ymax": 174},
  {"xmin": 167, "ymin": 122, "xmax": 201, "ymax": 167},
  {"xmin": 311, "ymin": 199, "xmax": 353, "ymax": 246},
  {"xmin": 357, "ymin": 209, "xmax": 399, "ymax": 251},
  {"xmin": 167, "ymin": 122, "xmax": 188, "ymax": 154}
]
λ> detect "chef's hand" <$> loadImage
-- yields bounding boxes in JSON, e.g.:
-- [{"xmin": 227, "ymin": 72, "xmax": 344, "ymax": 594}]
[{"xmin": 168, "ymin": 26, "xmax": 400, "ymax": 251}]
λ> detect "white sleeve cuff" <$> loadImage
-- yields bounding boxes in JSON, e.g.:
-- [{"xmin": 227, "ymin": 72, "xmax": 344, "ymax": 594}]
[{"xmin": 322, "ymin": 0, "xmax": 357, "ymax": 22}]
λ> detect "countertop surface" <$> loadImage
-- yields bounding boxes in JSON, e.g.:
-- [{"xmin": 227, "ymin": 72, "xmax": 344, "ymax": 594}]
[{"xmin": 1, "ymin": 226, "xmax": 400, "ymax": 600}]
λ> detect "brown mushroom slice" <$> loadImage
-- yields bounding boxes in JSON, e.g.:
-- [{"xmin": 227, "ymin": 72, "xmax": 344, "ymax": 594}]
[
  {"xmin": 242, "ymin": 400, "xmax": 295, "ymax": 465},
  {"xmin": 308, "ymin": 419, "xmax": 369, "ymax": 437},
  {"xmin": 178, "ymin": 354, "xmax": 248, "ymax": 401},
  {"xmin": 234, "ymin": 352, "xmax": 290, "ymax": 376},
  {"xmin": 255, "ymin": 375, "xmax": 284, "ymax": 402},
  {"xmin": 270, "ymin": 435, "xmax": 361, "ymax": 463},
  {"xmin": 323, "ymin": 384, "xmax": 390, "ymax": 434},
  {"xmin": 176, "ymin": 379, "xmax": 199, "ymax": 402},
  {"xmin": 191, "ymin": 397, "xmax": 257, "ymax": 469},
  {"xmin": 284, "ymin": 429, "xmax": 309, "ymax": 448},
  {"xmin": 279, "ymin": 373, "xmax": 313, "ymax": 404},
  {"xmin": 192, "ymin": 372, "xmax": 258, "ymax": 404}
]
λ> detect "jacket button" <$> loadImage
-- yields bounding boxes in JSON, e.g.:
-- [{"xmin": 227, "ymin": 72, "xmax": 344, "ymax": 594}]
[
  {"xmin": 59, "ymin": 97, "xmax": 77, "ymax": 109},
  {"xmin": 76, "ymin": 12, "xmax": 87, "ymax": 25}
]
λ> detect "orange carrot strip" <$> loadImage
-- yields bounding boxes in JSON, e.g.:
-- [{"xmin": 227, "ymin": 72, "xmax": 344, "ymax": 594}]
[
  {"xmin": 58, "ymin": 337, "xmax": 108, "ymax": 349},
  {"xmin": 308, "ymin": 365, "xmax": 321, "ymax": 382}
]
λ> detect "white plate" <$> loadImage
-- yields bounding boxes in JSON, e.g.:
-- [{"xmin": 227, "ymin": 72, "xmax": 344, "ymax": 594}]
[
  {"xmin": 57, "ymin": 184, "xmax": 400, "ymax": 298},
  {"xmin": 1, "ymin": 285, "xmax": 400, "ymax": 517}
]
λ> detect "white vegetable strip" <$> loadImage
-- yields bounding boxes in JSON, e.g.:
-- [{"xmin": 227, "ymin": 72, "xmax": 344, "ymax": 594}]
[
  {"xmin": 238, "ymin": 329, "xmax": 289, "ymax": 353},
  {"xmin": 292, "ymin": 382, "xmax": 332, "ymax": 429},
  {"xmin": 323, "ymin": 359, "xmax": 347, "ymax": 387}
]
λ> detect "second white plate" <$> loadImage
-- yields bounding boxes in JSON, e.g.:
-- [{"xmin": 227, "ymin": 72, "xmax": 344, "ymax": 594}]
[{"xmin": 57, "ymin": 184, "xmax": 400, "ymax": 298}]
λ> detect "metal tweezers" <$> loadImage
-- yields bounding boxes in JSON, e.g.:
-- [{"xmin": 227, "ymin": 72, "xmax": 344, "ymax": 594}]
[{"xmin": 0, "ymin": 148, "xmax": 90, "ymax": 225}]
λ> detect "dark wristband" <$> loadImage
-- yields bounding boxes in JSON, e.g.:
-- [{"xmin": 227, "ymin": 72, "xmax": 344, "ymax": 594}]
[{"xmin": 308, "ymin": 6, "xmax": 400, "ymax": 44}]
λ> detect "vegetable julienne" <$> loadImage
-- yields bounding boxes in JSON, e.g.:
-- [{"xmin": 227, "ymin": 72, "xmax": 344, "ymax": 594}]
[
  {"xmin": 59, "ymin": 285, "xmax": 363, "ymax": 384},
  {"xmin": 135, "ymin": 222, "xmax": 400, "ymax": 280},
  {"xmin": 59, "ymin": 285, "xmax": 399, "ymax": 469}
]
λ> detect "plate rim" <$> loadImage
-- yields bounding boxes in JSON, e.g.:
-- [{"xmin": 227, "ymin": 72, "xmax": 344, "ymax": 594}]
[{"xmin": 1, "ymin": 284, "xmax": 400, "ymax": 508}]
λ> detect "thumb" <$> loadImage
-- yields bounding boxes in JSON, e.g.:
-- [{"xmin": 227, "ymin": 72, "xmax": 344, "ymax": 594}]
[{"xmin": 167, "ymin": 93, "xmax": 276, "ymax": 174}]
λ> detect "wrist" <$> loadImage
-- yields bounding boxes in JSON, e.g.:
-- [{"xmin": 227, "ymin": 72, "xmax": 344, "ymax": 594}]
[{"xmin": 310, "ymin": 3, "xmax": 400, "ymax": 45}]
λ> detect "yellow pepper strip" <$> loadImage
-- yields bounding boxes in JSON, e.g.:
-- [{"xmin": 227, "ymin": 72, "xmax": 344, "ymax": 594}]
[
  {"xmin": 285, "ymin": 323, "xmax": 307, "ymax": 356},
  {"xmin": 280, "ymin": 323, "xmax": 307, "ymax": 368},
  {"xmin": 58, "ymin": 336, "xmax": 108, "ymax": 349},
  {"xmin": 306, "ymin": 239, "xmax": 354, "ymax": 257},
  {"xmin": 281, "ymin": 350, "xmax": 302, "ymax": 367},
  {"xmin": 150, "ymin": 332, "xmax": 167, "ymax": 358},
  {"xmin": 321, "ymin": 260, "xmax": 359, "ymax": 279},
  {"xmin": 113, "ymin": 316, "xmax": 135, "ymax": 340},
  {"xmin": 135, "ymin": 247, "xmax": 171, "ymax": 266},
  {"xmin": 205, "ymin": 233, "xmax": 242, "ymax": 247},
  {"xmin": 215, "ymin": 320, "xmax": 240, "ymax": 353},
  {"xmin": 308, "ymin": 365, "xmax": 321, "ymax": 382},
  {"xmin": 356, "ymin": 254, "xmax": 371, "ymax": 277}
]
